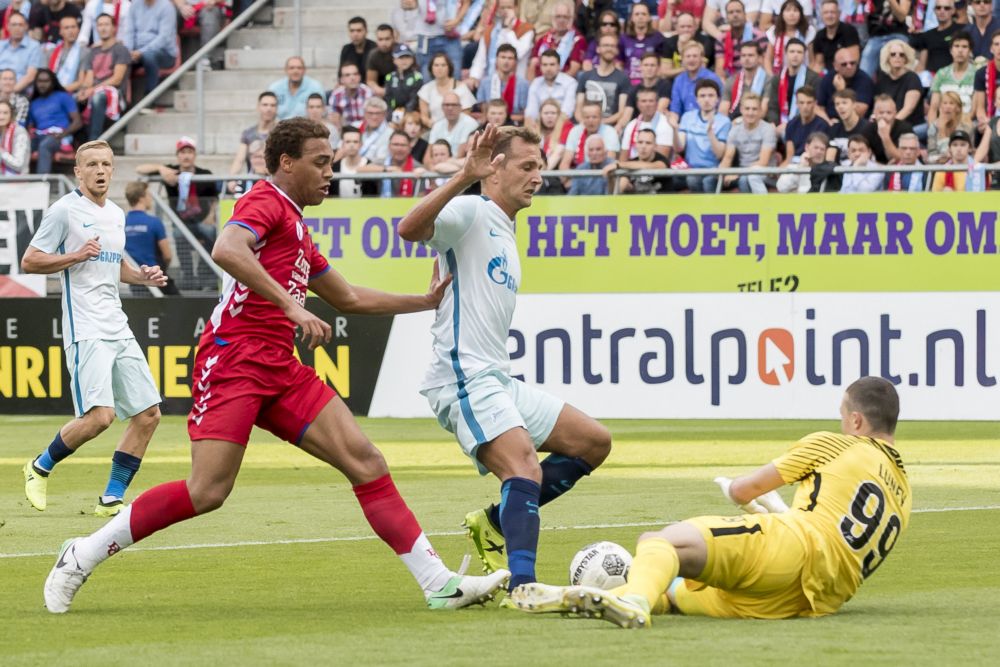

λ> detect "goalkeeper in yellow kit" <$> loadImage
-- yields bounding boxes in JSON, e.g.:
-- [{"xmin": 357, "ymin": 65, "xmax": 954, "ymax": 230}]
[{"xmin": 512, "ymin": 376, "xmax": 911, "ymax": 628}]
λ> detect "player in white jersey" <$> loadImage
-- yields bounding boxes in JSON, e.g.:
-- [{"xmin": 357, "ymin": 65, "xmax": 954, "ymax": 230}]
[
  {"xmin": 20, "ymin": 141, "xmax": 168, "ymax": 517},
  {"xmin": 398, "ymin": 125, "xmax": 612, "ymax": 596}
]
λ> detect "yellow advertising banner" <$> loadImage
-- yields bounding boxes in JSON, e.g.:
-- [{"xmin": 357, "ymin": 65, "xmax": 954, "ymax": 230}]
[{"xmin": 218, "ymin": 192, "xmax": 999, "ymax": 293}]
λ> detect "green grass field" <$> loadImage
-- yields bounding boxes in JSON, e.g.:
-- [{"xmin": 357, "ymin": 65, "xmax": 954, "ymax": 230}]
[{"xmin": 2, "ymin": 416, "xmax": 998, "ymax": 666}]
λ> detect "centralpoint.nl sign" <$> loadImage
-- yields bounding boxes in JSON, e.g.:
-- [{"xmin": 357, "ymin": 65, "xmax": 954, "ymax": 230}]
[{"xmin": 221, "ymin": 192, "xmax": 999, "ymax": 293}]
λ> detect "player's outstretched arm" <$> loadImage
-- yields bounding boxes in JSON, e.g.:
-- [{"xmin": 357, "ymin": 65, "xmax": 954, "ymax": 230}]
[
  {"xmin": 120, "ymin": 259, "xmax": 168, "ymax": 286},
  {"xmin": 397, "ymin": 124, "xmax": 505, "ymax": 243},
  {"xmin": 309, "ymin": 259, "xmax": 452, "ymax": 315},
  {"xmin": 20, "ymin": 238, "xmax": 101, "ymax": 274},
  {"xmin": 213, "ymin": 224, "xmax": 331, "ymax": 349},
  {"xmin": 715, "ymin": 464, "xmax": 789, "ymax": 514}
]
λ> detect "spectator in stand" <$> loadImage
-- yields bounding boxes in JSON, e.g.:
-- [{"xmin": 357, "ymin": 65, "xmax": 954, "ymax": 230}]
[
  {"xmin": 48, "ymin": 15, "xmax": 86, "ymax": 96},
  {"xmin": 874, "ymin": 40, "xmax": 925, "ymax": 132},
  {"xmin": 357, "ymin": 97, "xmax": 392, "ymax": 163},
  {"xmin": 911, "ymin": 1, "xmax": 964, "ymax": 78},
  {"xmin": 418, "ymin": 51, "xmax": 476, "ymax": 126},
  {"xmin": 413, "ymin": 0, "xmax": 465, "ymax": 79},
  {"xmin": 714, "ymin": 0, "xmax": 767, "ymax": 81},
  {"xmin": 306, "ymin": 93, "xmax": 342, "ymax": 151},
  {"xmin": 392, "ymin": 0, "xmax": 420, "ymax": 52},
  {"xmin": 826, "ymin": 88, "xmax": 873, "ymax": 160},
  {"xmin": 174, "ymin": 0, "xmax": 225, "ymax": 70},
  {"xmin": 562, "ymin": 99, "xmax": 621, "ymax": 169},
  {"xmin": 721, "ymin": 41, "xmax": 770, "ymax": 118},
  {"xmin": 367, "ymin": 23, "xmax": 397, "ymax": 97},
  {"xmin": 576, "ymin": 33, "xmax": 631, "ymax": 129},
  {"xmin": 660, "ymin": 12, "xmax": 716, "ymax": 79},
  {"xmin": 718, "ymin": 92, "xmax": 776, "ymax": 193},
  {"xmin": 861, "ymin": 1, "xmax": 912, "ymax": 78},
  {"xmin": 520, "ymin": 0, "xmax": 565, "ymax": 35},
  {"xmin": 927, "ymin": 90, "xmax": 974, "ymax": 161},
  {"xmin": 839, "ymin": 134, "xmax": 884, "ymax": 193},
  {"xmin": 672, "ymin": 78, "xmax": 732, "ymax": 191},
  {"xmin": 475, "ymin": 43, "xmax": 529, "ymax": 122},
  {"xmin": 120, "ymin": 0, "xmax": 178, "ymax": 103},
  {"xmin": 817, "ymin": 45, "xmax": 874, "ymax": 121},
  {"xmin": 811, "ymin": 0, "xmax": 860, "ymax": 74},
  {"xmin": 764, "ymin": 38, "xmax": 819, "ymax": 127},
  {"xmin": 28, "ymin": 0, "xmax": 81, "ymax": 45},
  {"xmin": 617, "ymin": 127, "xmax": 673, "ymax": 193},
  {"xmin": 984, "ymin": 87, "xmax": 1000, "ymax": 188},
  {"xmin": 969, "ymin": 0, "xmax": 1000, "ymax": 58},
  {"xmin": 420, "ymin": 138, "xmax": 462, "ymax": 193},
  {"xmin": 123, "ymin": 180, "xmax": 179, "ymax": 295},
  {"xmin": 0, "ymin": 68, "xmax": 28, "ymax": 124},
  {"xmin": 972, "ymin": 29, "xmax": 1000, "ymax": 130},
  {"xmin": 669, "ymin": 41, "xmax": 724, "ymax": 120},
  {"xmin": 525, "ymin": 48, "xmax": 576, "ymax": 129},
  {"xmin": 470, "ymin": 0, "xmax": 535, "ymax": 87},
  {"xmin": 28, "ymin": 68, "xmax": 81, "ymax": 173},
  {"xmin": 479, "ymin": 97, "xmax": 514, "ymax": 130},
  {"xmin": 627, "ymin": 52, "xmax": 671, "ymax": 114},
  {"xmin": 582, "ymin": 9, "xmax": 623, "ymax": 71},
  {"xmin": 328, "ymin": 62, "xmax": 375, "ymax": 130},
  {"xmin": 77, "ymin": 13, "xmax": 130, "ymax": 140},
  {"xmin": 428, "ymin": 91, "xmax": 479, "ymax": 156},
  {"xmin": 373, "ymin": 129, "xmax": 424, "ymax": 197},
  {"xmin": 341, "ymin": 16, "xmax": 376, "ymax": 73},
  {"xmin": 929, "ymin": 32, "xmax": 977, "ymax": 120},
  {"xmin": 529, "ymin": 0, "xmax": 585, "ymax": 79},
  {"xmin": 135, "ymin": 136, "xmax": 221, "ymax": 259},
  {"xmin": 0, "ymin": 99, "xmax": 29, "ymax": 174},
  {"xmin": 0, "ymin": 12, "xmax": 40, "ymax": 92},
  {"xmin": 384, "ymin": 43, "xmax": 424, "ymax": 114},
  {"xmin": 227, "ymin": 91, "xmax": 278, "ymax": 193},
  {"xmin": 399, "ymin": 109, "xmax": 429, "ymax": 162},
  {"xmin": 268, "ymin": 56, "xmax": 324, "ymax": 120},
  {"xmin": 620, "ymin": 86, "xmax": 672, "ymax": 158},
  {"xmin": 931, "ymin": 128, "xmax": 992, "ymax": 190},
  {"xmin": 538, "ymin": 96, "xmax": 572, "ymax": 169},
  {"xmin": 882, "ymin": 132, "xmax": 927, "ymax": 191},
  {"xmin": 866, "ymin": 94, "xmax": 912, "ymax": 164},
  {"xmin": 780, "ymin": 85, "xmax": 830, "ymax": 160},
  {"xmin": 80, "ymin": 0, "xmax": 130, "ymax": 47},
  {"xmin": 764, "ymin": 1, "xmax": 816, "ymax": 75},
  {"xmin": 620, "ymin": 2, "xmax": 664, "ymax": 85},
  {"xmin": 567, "ymin": 133, "xmax": 616, "ymax": 195},
  {"xmin": 776, "ymin": 130, "xmax": 838, "ymax": 192},
  {"xmin": 231, "ymin": 139, "xmax": 270, "ymax": 196},
  {"xmin": 701, "ymin": 0, "xmax": 762, "ymax": 42},
  {"xmin": 331, "ymin": 126, "xmax": 377, "ymax": 198}
]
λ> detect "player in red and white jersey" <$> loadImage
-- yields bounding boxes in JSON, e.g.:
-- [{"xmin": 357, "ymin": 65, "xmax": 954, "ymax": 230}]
[{"xmin": 43, "ymin": 118, "xmax": 510, "ymax": 614}]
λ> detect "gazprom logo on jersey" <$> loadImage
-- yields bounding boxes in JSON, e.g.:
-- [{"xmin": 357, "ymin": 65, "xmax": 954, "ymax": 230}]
[
  {"xmin": 88, "ymin": 250, "xmax": 122, "ymax": 264},
  {"xmin": 487, "ymin": 251, "xmax": 518, "ymax": 293},
  {"xmin": 501, "ymin": 294, "xmax": 999, "ymax": 417}
]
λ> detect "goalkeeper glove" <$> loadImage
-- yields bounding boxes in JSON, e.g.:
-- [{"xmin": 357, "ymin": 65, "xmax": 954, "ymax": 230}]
[{"xmin": 713, "ymin": 476, "xmax": 788, "ymax": 514}]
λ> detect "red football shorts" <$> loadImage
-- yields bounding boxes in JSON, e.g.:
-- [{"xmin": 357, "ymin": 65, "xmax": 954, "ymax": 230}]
[{"xmin": 187, "ymin": 336, "xmax": 336, "ymax": 446}]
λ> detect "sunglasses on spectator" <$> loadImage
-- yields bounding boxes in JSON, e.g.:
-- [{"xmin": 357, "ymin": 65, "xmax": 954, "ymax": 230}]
[
  {"xmin": 971, "ymin": 0, "xmax": 989, "ymax": 5},
  {"xmin": 889, "ymin": 52, "xmax": 906, "ymax": 57}
]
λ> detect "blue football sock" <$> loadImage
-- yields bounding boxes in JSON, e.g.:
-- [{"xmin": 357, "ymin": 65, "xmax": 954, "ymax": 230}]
[
  {"xmin": 486, "ymin": 455, "xmax": 593, "ymax": 536},
  {"xmin": 499, "ymin": 477, "xmax": 540, "ymax": 591},
  {"xmin": 103, "ymin": 451, "xmax": 143, "ymax": 499},
  {"xmin": 34, "ymin": 432, "xmax": 74, "ymax": 476}
]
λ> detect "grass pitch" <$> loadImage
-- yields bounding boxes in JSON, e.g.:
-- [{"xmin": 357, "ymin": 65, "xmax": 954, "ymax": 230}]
[{"xmin": 2, "ymin": 416, "xmax": 998, "ymax": 666}]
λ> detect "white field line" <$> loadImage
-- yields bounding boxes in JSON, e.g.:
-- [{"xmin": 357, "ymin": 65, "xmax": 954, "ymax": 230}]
[{"xmin": 2, "ymin": 505, "xmax": 998, "ymax": 560}]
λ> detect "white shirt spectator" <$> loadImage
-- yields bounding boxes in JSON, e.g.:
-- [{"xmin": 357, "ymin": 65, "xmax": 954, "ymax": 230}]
[
  {"xmin": 428, "ymin": 112, "xmax": 480, "ymax": 155},
  {"xmin": 563, "ymin": 123, "xmax": 620, "ymax": 162},
  {"xmin": 620, "ymin": 114, "xmax": 673, "ymax": 158},
  {"xmin": 840, "ymin": 158, "xmax": 884, "ymax": 193},
  {"xmin": 417, "ymin": 81, "xmax": 476, "ymax": 124},
  {"xmin": 525, "ymin": 71, "xmax": 577, "ymax": 120}
]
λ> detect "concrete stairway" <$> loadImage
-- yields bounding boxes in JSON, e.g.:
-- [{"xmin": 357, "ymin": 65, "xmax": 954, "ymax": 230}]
[{"xmin": 110, "ymin": 0, "xmax": 397, "ymax": 201}]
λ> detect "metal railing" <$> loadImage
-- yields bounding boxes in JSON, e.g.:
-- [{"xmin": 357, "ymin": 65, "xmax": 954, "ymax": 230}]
[{"xmin": 97, "ymin": 0, "xmax": 274, "ymax": 143}]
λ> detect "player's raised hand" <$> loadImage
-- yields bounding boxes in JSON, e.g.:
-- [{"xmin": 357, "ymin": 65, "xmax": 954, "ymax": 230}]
[
  {"xmin": 426, "ymin": 258, "xmax": 453, "ymax": 308},
  {"xmin": 286, "ymin": 303, "xmax": 332, "ymax": 350},
  {"xmin": 139, "ymin": 264, "xmax": 168, "ymax": 287},
  {"xmin": 76, "ymin": 235, "xmax": 101, "ymax": 263},
  {"xmin": 461, "ymin": 123, "xmax": 505, "ymax": 182}
]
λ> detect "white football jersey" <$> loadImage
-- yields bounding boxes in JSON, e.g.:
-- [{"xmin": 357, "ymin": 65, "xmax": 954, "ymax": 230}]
[
  {"xmin": 422, "ymin": 195, "xmax": 520, "ymax": 391},
  {"xmin": 29, "ymin": 188, "xmax": 133, "ymax": 347}
]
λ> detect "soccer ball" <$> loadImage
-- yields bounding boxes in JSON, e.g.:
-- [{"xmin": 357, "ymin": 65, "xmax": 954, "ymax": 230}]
[{"xmin": 568, "ymin": 541, "xmax": 632, "ymax": 589}]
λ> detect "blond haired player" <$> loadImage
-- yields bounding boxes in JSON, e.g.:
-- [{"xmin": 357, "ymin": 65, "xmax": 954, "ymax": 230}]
[{"xmin": 513, "ymin": 376, "xmax": 911, "ymax": 627}]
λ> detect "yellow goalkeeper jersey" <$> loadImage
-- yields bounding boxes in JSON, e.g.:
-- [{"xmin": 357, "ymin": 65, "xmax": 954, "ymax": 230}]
[{"xmin": 770, "ymin": 432, "xmax": 911, "ymax": 615}]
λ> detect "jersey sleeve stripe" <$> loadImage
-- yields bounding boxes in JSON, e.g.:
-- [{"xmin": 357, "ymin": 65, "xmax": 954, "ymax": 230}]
[
  {"xmin": 225, "ymin": 220, "xmax": 260, "ymax": 241},
  {"xmin": 309, "ymin": 265, "xmax": 331, "ymax": 281}
]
